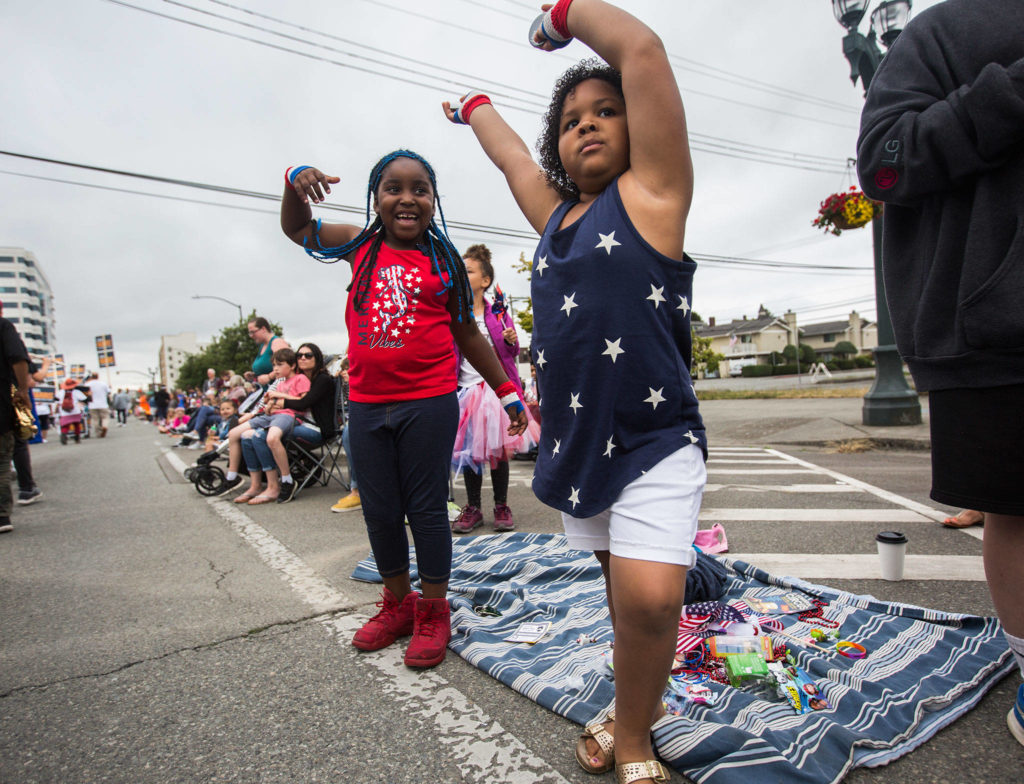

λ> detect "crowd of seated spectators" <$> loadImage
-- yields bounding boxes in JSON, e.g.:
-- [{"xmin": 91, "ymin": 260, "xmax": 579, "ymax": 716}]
[{"xmin": 154, "ymin": 316, "xmax": 357, "ymax": 507}]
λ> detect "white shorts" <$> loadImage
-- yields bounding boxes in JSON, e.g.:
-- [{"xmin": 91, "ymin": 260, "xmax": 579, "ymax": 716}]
[{"xmin": 561, "ymin": 444, "xmax": 706, "ymax": 567}]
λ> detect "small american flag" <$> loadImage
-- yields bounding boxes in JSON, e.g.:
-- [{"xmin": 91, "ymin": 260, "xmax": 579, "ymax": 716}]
[{"xmin": 677, "ymin": 601, "xmax": 784, "ymax": 654}]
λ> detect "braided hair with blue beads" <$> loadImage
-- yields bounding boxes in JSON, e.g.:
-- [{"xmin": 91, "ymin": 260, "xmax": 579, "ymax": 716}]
[{"xmin": 303, "ymin": 149, "xmax": 472, "ymax": 322}]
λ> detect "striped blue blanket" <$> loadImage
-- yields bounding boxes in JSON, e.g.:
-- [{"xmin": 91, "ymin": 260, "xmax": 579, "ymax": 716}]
[{"xmin": 350, "ymin": 533, "xmax": 1014, "ymax": 784}]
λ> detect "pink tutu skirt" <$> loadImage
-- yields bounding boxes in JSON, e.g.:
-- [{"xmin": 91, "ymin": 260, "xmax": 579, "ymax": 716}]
[{"xmin": 452, "ymin": 382, "xmax": 540, "ymax": 473}]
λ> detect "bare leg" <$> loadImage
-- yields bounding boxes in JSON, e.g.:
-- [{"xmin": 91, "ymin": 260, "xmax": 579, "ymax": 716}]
[
  {"xmin": 582, "ymin": 551, "xmax": 675, "ymax": 767},
  {"xmin": 420, "ymin": 580, "xmax": 449, "ymax": 600},
  {"xmin": 263, "ymin": 470, "xmax": 281, "ymax": 498},
  {"xmin": 245, "ymin": 470, "xmax": 263, "ymax": 495},
  {"xmin": 383, "ymin": 573, "xmax": 413, "ymax": 601},
  {"xmin": 608, "ymin": 555, "xmax": 685, "ymax": 768},
  {"xmin": 982, "ymin": 513, "xmax": 1024, "ymax": 636},
  {"xmin": 267, "ymin": 426, "xmax": 291, "ymax": 477},
  {"xmin": 227, "ymin": 423, "xmax": 250, "ymax": 474}
]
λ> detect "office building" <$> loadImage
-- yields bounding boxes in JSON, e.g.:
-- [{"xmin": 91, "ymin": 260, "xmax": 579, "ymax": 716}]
[{"xmin": 0, "ymin": 247, "xmax": 56, "ymax": 358}]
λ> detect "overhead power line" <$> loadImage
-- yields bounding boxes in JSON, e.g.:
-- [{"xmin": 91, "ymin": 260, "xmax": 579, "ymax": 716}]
[
  {"xmin": 196, "ymin": 0, "xmax": 853, "ymax": 133},
  {"xmin": 373, "ymin": 0, "xmax": 859, "ymax": 116},
  {"xmin": 1, "ymin": 149, "xmax": 863, "ymax": 273},
  {"xmin": 104, "ymin": 0, "xmax": 851, "ymax": 174}
]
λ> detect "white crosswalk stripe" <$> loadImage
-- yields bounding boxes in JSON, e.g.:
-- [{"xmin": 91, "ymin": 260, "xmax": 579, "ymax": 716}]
[{"xmin": 703, "ymin": 447, "xmax": 984, "ymax": 581}]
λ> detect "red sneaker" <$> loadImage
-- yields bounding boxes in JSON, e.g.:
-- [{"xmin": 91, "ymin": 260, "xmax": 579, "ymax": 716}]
[
  {"xmin": 493, "ymin": 503, "xmax": 515, "ymax": 531},
  {"xmin": 404, "ymin": 597, "xmax": 452, "ymax": 668},
  {"xmin": 352, "ymin": 588, "xmax": 418, "ymax": 651},
  {"xmin": 451, "ymin": 505, "xmax": 483, "ymax": 534}
]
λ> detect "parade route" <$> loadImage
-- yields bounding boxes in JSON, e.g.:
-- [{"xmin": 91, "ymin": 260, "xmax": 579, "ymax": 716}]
[{"xmin": 2, "ymin": 397, "xmax": 1020, "ymax": 783}]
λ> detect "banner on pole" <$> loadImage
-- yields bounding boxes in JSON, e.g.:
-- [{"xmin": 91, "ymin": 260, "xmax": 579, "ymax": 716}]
[
  {"xmin": 48, "ymin": 354, "xmax": 65, "ymax": 384},
  {"xmin": 95, "ymin": 334, "xmax": 116, "ymax": 368}
]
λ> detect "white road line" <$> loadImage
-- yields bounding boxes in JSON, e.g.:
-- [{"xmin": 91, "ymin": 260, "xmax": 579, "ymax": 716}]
[
  {"xmin": 709, "ymin": 468, "xmax": 819, "ymax": 475},
  {"xmin": 767, "ymin": 448, "xmax": 951, "ymax": 523},
  {"xmin": 707, "ymin": 458, "xmax": 792, "ymax": 464},
  {"xmin": 700, "ymin": 508, "xmax": 930, "ymax": 522},
  {"xmin": 160, "ymin": 447, "xmax": 569, "ymax": 784},
  {"xmin": 722, "ymin": 553, "xmax": 986, "ymax": 581},
  {"xmin": 704, "ymin": 483, "xmax": 860, "ymax": 494}
]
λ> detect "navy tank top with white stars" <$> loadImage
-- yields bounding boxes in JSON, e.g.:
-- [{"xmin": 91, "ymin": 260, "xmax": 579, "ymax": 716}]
[{"xmin": 530, "ymin": 177, "xmax": 706, "ymax": 518}]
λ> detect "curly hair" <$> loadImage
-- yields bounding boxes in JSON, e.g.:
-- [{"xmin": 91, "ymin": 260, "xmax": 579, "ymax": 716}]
[
  {"xmin": 537, "ymin": 58, "xmax": 624, "ymax": 202},
  {"xmin": 463, "ymin": 243, "xmax": 494, "ymax": 289}
]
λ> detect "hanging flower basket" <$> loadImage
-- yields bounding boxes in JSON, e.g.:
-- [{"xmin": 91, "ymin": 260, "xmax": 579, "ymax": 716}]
[{"xmin": 813, "ymin": 187, "xmax": 882, "ymax": 236}]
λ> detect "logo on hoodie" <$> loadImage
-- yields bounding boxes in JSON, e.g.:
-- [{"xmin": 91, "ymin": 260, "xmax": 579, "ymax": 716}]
[{"xmin": 875, "ymin": 167, "xmax": 899, "ymax": 190}]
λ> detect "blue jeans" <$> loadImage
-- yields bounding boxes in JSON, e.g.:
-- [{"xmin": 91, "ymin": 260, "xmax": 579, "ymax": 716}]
[
  {"xmin": 240, "ymin": 430, "xmax": 276, "ymax": 473},
  {"xmin": 348, "ymin": 393, "xmax": 458, "ymax": 585},
  {"xmin": 185, "ymin": 405, "xmax": 221, "ymax": 439},
  {"xmin": 291, "ymin": 422, "xmax": 323, "ymax": 447}
]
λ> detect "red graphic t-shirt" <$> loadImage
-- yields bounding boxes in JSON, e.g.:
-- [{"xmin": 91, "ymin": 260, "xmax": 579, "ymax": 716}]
[{"xmin": 345, "ymin": 239, "xmax": 457, "ymax": 403}]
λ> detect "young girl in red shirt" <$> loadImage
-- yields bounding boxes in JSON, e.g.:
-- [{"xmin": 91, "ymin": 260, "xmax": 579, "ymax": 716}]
[{"xmin": 280, "ymin": 150, "xmax": 527, "ymax": 668}]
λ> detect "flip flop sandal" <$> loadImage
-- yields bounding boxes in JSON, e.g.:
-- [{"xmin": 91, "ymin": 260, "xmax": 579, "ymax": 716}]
[
  {"xmin": 615, "ymin": 760, "xmax": 668, "ymax": 784},
  {"xmin": 233, "ymin": 492, "xmax": 258, "ymax": 504},
  {"xmin": 575, "ymin": 709, "xmax": 615, "ymax": 774},
  {"xmin": 247, "ymin": 494, "xmax": 279, "ymax": 505}
]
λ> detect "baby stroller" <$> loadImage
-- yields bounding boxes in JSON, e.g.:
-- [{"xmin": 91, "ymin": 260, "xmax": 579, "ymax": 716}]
[{"xmin": 186, "ymin": 385, "xmax": 268, "ymax": 496}]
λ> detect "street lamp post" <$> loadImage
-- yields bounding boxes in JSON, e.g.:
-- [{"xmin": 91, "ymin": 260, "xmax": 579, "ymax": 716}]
[
  {"xmin": 191, "ymin": 294, "xmax": 244, "ymax": 324},
  {"xmin": 832, "ymin": 0, "xmax": 921, "ymax": 426}
]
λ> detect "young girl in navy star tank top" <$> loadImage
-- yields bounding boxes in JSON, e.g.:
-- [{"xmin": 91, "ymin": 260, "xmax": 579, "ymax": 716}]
[
  {"xmin": 280, "ymin": 150, "xmax": 527, "ymax": 669},
  {"xmin": 445, "ymin": 2, "xmax": 705, "ymax": 780}
]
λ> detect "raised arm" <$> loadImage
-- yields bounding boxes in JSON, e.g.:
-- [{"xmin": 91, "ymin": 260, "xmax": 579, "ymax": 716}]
[
  {"xmin": 443, "ymin": 95, "xmax": 562, "ymax": 235},
  {"xmin": 560, "ymin": 0, "xmax": 692, "ymax": 207},
  {"xmin": 279, "ymin": 165, "xmax": 362, "ymax": 253}
]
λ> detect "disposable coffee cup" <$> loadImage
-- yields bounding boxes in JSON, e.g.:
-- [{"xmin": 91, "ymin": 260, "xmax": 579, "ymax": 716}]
[{"xmin": 875, "ymin": 531, "xmax": 908, "ymax": 581}]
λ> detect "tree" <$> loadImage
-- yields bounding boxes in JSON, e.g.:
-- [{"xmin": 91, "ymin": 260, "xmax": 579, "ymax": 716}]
[
  {"xmin": 691, "ymin": 328, "xmax": 724, "ymax": 378},
  {"xmin": 175, "ymin": 311, "xmax": 284, "ymax": 389},
  {"xmin": 799, "ymin": 343, "xmax": 816, "ymax": 365},
  {"xmin": 833, "ymin": 340, "xmax": 858, "ymax": 358},
  {"xmin": 511, "ymin": 251, "xmax": 534, "ymax": 333},
  {"xmin": 768, "ymin": 350, "xmax": 785, "ymax": 366}
]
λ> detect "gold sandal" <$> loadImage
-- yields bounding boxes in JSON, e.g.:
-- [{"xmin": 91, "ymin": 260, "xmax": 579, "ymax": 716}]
[
  {"xmin": 615, "ymin": 760, "xmax": 669, "ymax": 784},
  {"xmin": 574, "ymin": 708, "xmax": 615, "ymax": 774}
]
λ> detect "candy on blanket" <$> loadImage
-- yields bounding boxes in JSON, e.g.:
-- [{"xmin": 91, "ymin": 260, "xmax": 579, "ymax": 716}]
[
  {"xmin": 707, "ymin": 635, "xmax": 776, "ymax": 660},
  {"xmin": 665, "ymin": 679, "xmax": 716, "ymax": 710},
  {"xmin": 768, "ymin": 661, "xmax": 832, "ymax": 713},
  {"xmin": 725, "ymin": 653, "xmax": 769, "ymax": 688}
]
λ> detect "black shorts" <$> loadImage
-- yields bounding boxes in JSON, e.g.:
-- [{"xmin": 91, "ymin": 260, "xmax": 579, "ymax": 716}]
[{"xmin": 929, "ymin": 383, "xmax": 1024, "ymax": 515}]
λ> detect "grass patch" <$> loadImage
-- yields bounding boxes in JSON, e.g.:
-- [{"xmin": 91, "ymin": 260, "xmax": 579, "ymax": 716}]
[
  {"xmin": 696, "ymin": 387, "xmax": 870, "ymax": 400},
  {"xmin": 828, "ymin": 438, "xmax": 875, "ymax": 453}
]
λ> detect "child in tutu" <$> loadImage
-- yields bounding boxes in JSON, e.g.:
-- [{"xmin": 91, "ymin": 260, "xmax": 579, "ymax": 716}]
[{"xmin": 450, "ymin": 244, "xmax": 538, "ymax": 533}]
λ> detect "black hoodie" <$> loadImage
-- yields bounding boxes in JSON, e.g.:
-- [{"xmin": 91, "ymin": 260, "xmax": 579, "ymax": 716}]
[{"xmin": 857, "ymin": 0, "xmax": 1024, "ymax": 391}]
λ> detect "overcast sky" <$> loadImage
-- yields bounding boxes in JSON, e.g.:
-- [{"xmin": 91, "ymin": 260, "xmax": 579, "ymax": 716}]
[{"xmin": 0, "ymin": 0, "xmax": 942, "ymax": 386}]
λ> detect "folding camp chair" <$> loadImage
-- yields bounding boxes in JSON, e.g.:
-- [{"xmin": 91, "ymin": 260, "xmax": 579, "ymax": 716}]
[{"xmin": 286, "ymin": 376, "xmax": 350, "ymax": 499}]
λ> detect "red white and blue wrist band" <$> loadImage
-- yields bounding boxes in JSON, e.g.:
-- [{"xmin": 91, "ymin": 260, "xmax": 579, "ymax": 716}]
[
  {"xmin": 530, "ymin": 0, "xmax": 574, "ymax": 49},
  {"xmin": 495, "ymin": 381, "xmax": 524, "ymax": 416},
  {"xmin": 285, "ymin": 165, "xmax": 312, "ymax": 190},
  {"xmin": 452, "ymin": 92, "xmax": 492, "ymax": 125}
]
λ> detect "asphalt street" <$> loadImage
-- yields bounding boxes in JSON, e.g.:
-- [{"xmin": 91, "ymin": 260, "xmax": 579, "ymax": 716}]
[{"xmin": 1, "ymin": 396, "xmax": 1021, "ymax": 783}]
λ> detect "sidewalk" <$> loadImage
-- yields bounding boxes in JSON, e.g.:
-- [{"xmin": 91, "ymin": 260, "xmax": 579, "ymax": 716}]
[{"xmin": 699, "ymin": 394, "xmax": 931, "ymax": 449}]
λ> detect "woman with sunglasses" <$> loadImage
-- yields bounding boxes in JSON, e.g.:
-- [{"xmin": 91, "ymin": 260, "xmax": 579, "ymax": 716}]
[{"xmin": 263, "ymin": 342, "xmax": 339, "ymax": 503}]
